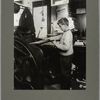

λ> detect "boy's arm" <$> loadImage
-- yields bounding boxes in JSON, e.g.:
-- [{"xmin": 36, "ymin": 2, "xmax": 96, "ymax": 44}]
[
  {"xmin": 49, "ymin": 34, "xmax": 62, "ymax": 41},
  {"xmin": 53, "ymin": 32, "xmax": 72, "ymax": 51}
]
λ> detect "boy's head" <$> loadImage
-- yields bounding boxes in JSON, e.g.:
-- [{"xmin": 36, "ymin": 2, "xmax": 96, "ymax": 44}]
[{"xmin": 57, "ymin": 17, "xmax": 69, "ymax": 32}]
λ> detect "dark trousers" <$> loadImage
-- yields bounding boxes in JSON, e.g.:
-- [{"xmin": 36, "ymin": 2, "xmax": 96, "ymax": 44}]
[{"xmin": 59, "ymin": 54, "xmax": 73, "ymax": 89}]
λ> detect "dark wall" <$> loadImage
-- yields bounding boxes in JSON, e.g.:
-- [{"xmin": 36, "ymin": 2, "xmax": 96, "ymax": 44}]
[{"xmin": 69, "ymin": 0, "xmax": 86, "ymax": 16}]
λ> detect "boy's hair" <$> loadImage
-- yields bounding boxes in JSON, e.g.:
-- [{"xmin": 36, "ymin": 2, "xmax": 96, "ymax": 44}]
[{"xmin": 57, "ymin": 17, "xmax": 69, "ymax": 26}]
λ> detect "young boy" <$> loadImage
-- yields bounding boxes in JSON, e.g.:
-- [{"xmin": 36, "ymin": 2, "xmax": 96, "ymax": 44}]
[{"xmin": 53, "ymin": 17, "xmax": 73, "ymax": 89}]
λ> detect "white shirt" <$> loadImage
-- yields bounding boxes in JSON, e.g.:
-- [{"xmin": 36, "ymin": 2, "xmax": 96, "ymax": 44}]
[{"xmin": 59, "ymin": 30, "xmax": 73, "ymax": 56}]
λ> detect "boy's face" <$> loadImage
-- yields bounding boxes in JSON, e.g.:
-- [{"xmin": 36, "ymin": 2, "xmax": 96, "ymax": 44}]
[{"xmin": 58, "ymin": 24, "xmax": 68, "ymax": 32}]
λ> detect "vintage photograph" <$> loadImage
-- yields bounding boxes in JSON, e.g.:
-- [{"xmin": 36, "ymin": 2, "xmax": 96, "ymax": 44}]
[{"xmin": 14, "ymin": 0, "xmax": 86, "ymax": 90}]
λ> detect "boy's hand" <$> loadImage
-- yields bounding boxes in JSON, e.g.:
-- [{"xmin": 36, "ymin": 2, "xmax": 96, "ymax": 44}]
[
  {"xmin": 52, "ymin": 41, "xmax": 59, "ymax": 47},
  {"xmin": 48, "ymin": 36, "xmax": 55, "ymax": 41}
]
